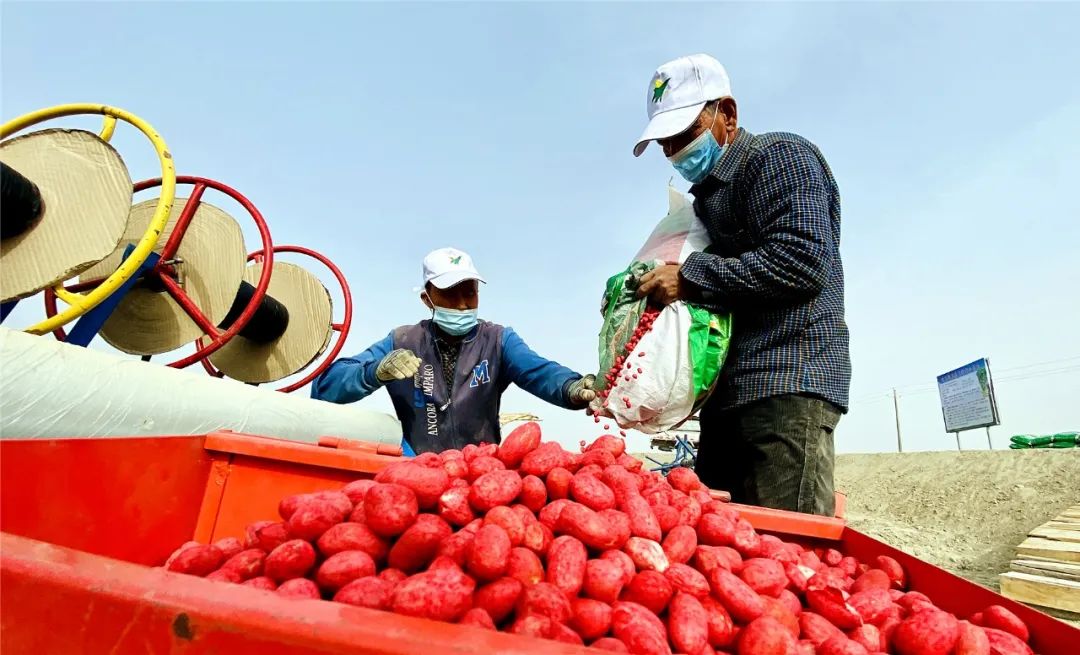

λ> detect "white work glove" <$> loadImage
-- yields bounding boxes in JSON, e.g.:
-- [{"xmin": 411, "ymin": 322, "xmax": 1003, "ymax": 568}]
[
  {"xmin": 568, "ymin": 374, "xmax": 597, "ymax": 408},
  {"xmin": 375, "ymin": 349, "xmax": 421, "ymax": 383}
]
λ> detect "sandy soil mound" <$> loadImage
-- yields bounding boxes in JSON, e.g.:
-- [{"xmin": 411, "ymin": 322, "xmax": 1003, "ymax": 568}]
[{"xmin": 836, "ymin": 449, "xmax": 1079, "ymax": 591}]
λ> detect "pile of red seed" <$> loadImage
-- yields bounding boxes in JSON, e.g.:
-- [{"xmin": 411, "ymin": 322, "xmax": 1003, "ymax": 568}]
[{"xmin": 596, "ymin": 306, "xmax": 662, "ymax": 438}]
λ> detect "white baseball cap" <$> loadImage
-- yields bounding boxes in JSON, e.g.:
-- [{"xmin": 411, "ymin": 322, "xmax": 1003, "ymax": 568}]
[
  {"xmin": 633, "ymin": 54, "xmax": 733, "ymax": 157},
  {"xmin": 422, "ymin": 247, "xmax": 486, "ymax": 290}
]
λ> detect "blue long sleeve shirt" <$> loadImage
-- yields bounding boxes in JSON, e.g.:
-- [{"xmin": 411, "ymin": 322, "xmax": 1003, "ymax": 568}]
[{"xmin": 311, "ymin": 320, "xmax": 583, "ymax": 452}]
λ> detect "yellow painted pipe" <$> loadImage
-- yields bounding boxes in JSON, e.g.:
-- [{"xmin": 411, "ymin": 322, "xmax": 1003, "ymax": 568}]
[
  {"xmin": 1, "ymin": 104, "xmax": 175, "ymax": 334},
  {"xmin": 99, "ymin": 115, "xmax": 117, "ymax": 142}
]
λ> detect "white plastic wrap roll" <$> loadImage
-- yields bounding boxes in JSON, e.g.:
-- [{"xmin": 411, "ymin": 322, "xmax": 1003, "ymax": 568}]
[{"xmin": 0, "ymin": 327, "xmax": 401, "ymax": 444}]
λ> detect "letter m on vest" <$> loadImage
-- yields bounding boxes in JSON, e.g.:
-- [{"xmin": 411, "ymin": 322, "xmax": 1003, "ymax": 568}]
[{"xmin": 470, "ymin": 359, "xmax": 491, "ymax": 388}]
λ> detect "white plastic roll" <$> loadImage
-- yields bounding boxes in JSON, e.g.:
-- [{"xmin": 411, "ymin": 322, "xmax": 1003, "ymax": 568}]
[{"xmin": 0, "ymin": 327, "xmax": 401, "ymax": 444}]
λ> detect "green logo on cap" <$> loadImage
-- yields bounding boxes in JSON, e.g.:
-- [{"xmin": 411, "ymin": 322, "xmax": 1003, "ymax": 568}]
[
  {"xmin": 449, "ymin": 255, "xmax": 462, "ymax": 265},
  {"xmin": 652, "ymin": 78, "xmax": 670, "ymax": 103}
]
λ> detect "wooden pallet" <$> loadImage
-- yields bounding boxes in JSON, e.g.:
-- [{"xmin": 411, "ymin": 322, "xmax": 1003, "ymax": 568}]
[{"xmin": 1001, "ymin": 504, "xmax": 1080, "ymax": 615}]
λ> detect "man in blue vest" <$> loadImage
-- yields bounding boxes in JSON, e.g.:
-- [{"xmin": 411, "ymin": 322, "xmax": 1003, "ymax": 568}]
[{"xmin": 311, "ymin": 247, "xmax": 596, "ymax": 454}]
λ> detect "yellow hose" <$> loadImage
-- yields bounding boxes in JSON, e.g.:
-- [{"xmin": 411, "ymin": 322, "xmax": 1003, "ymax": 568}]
[{"xmin": 1, "ymin": 104, "xmax": 175, "ymax": 334}]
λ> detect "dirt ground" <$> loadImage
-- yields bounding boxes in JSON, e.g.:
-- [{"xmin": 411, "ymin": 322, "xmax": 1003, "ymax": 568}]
[
  {"xmin": 836, "ymin": 449, "xmax": 1079, "ymax": 589},
  {"xmin": 836, "ymin": 448, "xmax": 1080, "ymax": 624}
]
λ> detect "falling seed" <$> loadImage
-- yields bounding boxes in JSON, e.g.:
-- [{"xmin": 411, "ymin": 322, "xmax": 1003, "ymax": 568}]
[
  {"xmin": 638, "ymin": 352, "xmax": 645, "ymax": 357},
  {"xmin": 637, "ymin": 367, "xmax": 643, "ymax": 373},
  {"xmin": 603, "ymin": 424, "xmax": 610, "ymax": 430},
  {"xmin": 594, "ymin": 415, "xmax": 600, "ymax": 424},
  {"xmin": 632, "ymin": 374, "xmax": 638, "ymax": 379},
  {"xmin": 620, "ymin": 430, "xmax": 627, "ymax": 437}
]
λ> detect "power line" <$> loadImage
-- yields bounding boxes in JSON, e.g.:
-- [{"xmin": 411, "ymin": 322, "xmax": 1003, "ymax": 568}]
[
  {"xmin": 994, "ymin": 355, "xmax": 1080, "ymax": 374},
  {"xmin": 851, "ymin": 359, "xmax": 1080, "ymax": 405},
  {"xmin": 883, "ymin": 354, "xmax": 1080, "ymax": 393},
  {"xmin": 993, "ymin": 364, "xmax": 1080, "ymax": 384}
]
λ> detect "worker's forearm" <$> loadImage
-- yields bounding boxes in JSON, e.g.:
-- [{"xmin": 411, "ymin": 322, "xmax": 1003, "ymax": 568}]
[
  {"xmin": 501, "ymin": 328, "xmax": 582, "ymax": 409},
  {"xmin": 310, "ymin": 334, "xmax": 392, "ymax": 403}
]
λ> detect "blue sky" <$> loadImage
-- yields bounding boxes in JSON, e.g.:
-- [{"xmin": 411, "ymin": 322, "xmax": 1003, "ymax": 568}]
[{"xmin": 3, "ymin": 2, "xmax": 1078, "ymax": 454}]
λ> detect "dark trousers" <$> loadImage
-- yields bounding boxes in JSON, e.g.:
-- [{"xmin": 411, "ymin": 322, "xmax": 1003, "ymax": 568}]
[{"xmin": 695, "ymin": 393, "xmax": 842, "ymax": 516}]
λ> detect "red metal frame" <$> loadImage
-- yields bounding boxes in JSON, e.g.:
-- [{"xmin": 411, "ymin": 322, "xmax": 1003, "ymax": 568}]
[
  {"xmin": 198, "ymin": 244, "xmax": 354, "ymax": 393},
  {"xmin": 0, "ymin": 532, "xmax": 593, "ymax": 655},
  {"xmin": 2, "ymin": 433, "xmax": 1077, "ymax": 654},
  {"xmin": 0, "ymin": 435, "xmax": 215, "ymax": 566},
  {"xmin": 43, "ymin": 176, "xmax": 274, "ymax": 369},
  {"xmin": 837, "ymin": 529, "xmax": 1076, "ymax": 647}
]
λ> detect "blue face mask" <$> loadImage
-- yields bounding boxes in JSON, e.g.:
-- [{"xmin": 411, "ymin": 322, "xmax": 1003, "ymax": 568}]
[
  {"xmin": 668, "ymin": 129, "xmax": 726, "ymax": 184},
  {"xmin": 432, "ymin": 306, "xmax": 478, "ymax": 336}
]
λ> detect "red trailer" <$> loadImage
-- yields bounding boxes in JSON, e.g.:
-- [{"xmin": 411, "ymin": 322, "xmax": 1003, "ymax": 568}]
[{"xmin": 1, "ymin": 431, "xmax": 1075, "ymax": 653}]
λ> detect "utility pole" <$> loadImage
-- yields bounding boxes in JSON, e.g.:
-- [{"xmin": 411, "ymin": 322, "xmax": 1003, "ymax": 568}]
[{"xmin": 893, "ymin": 388, "xmax": 903, "ymax": 453}]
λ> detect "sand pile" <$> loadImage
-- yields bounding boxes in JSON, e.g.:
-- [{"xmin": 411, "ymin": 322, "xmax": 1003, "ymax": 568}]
[{"xmin": 836, "ymin": 449, "xmax": 1080, "ymax": 591}]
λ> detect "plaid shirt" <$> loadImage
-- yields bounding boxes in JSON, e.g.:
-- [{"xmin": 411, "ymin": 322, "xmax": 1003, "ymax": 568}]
[{"xmin": 680, "ymin": 128, "xmax": 851, "ymax": 411}]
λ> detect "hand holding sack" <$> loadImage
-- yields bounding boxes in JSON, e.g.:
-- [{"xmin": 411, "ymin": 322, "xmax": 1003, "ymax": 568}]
[
  {"xmin": 567, "ymin": 374, "xmax": 597, "ymax": 407},
  {"xmin": 594, "ymin": 186, "xmax": 732, "ymax": 435}
]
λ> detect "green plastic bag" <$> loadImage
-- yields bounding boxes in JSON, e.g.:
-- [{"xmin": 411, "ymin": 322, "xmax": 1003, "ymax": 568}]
[
  {"xmin": 596, "ymin": 262, "xmax": 654, "ymax": 392},
  {"xmin": 1008, "ymin": 431, "xmax": 1078, "ymax": 449},
  {"xmin": 594, "ymin": 265, "xmax": 732, "ymax": 434},
  {"xmin": 592, "ymin": 185, "xmax": 734, "ymax": 434}
]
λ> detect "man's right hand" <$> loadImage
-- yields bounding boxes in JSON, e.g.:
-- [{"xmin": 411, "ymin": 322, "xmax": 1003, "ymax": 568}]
[{"xmin": 375, "ymin": 349, "xmax": 421, "ymax": 382}]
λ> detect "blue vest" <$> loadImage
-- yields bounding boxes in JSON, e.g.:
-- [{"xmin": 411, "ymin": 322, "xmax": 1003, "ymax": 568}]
[{"xmin": 384, "ymin": 320, "xmax": 505, "ymax": 454}]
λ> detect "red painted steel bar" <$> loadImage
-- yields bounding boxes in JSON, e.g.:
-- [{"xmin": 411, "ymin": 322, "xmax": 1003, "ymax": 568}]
[
  {"xmin": 155, "ymin": 181, "xmax": 206, "ymax": 261},
  {"xmin": 159, "ymin": 274, "xmax": 221, "ymax": 340},
  {"xmin": 274, "ymin": 244, "xmax": 353, "ymax": 393}
]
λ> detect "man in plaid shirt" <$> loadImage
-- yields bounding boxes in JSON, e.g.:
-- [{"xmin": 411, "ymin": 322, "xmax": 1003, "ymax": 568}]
[{"xmin": 633, "ymin": 54, "xmax": 851, "ymax": 516}]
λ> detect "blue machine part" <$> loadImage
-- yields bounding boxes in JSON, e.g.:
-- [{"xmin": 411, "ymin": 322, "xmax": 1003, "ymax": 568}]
[{"xmin": 647, "ymin": 434, "xmax": 697, "ymax": 475}]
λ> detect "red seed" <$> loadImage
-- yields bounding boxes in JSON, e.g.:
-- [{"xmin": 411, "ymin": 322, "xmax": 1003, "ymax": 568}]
[
  {"xmin": 638, "ymin": 352, "xmax": 646, "ymax": 357},
  {"xmin": 604, "ymin": 425, "xmax": 610, "ymax": 430},
  {"xmin": 620, "ymin": 431, "xmax": 627, "ymax": 437},
  {"xmin": 637, "ymin": 368, "xmax": 643, "ymax": 373}
]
